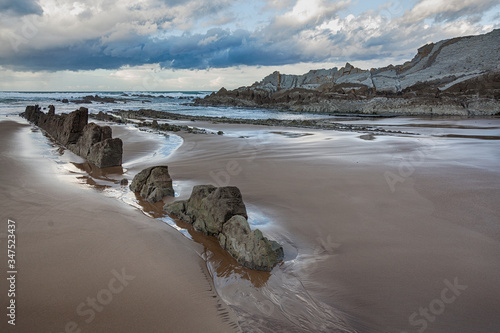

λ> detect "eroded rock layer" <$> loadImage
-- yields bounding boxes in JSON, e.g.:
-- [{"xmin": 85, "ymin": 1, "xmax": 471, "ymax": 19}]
[
  {"xmin": 22, "ymin": 105, "xmax": 123, "ymax": 168},
  {"xmin": 196, "ymin": 29, "xmax": 500, "ymax": 116}
]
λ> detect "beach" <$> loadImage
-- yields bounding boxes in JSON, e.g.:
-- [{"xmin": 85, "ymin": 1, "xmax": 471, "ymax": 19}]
[
  {"xmin": 1, "ymin": 113, "xmax": 500, "ymax": 332},
  {"xmin": 0, "ymin": 119, "xmax": 238, "ymax": 332}
]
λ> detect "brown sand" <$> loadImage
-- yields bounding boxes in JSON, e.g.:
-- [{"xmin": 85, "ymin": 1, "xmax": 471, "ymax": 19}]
[
  {"xmin": 0, "ymin": 119, "xmax": 239, "ymax": 332},
  {"xmin": 2, "ymin": 115, "xmax": 500, "ymax": 333},
  {"xmin": 163, "ymin": 120, "xmax": 500, "ymax": 332}
]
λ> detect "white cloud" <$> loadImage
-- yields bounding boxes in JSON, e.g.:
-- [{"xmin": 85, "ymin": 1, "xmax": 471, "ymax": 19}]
[
  {"xmin": 274, "ymin": 0, "xmax": 351, "ymax": 29},
  {"xmin": 0, "ymin": 0, "xmax": 498, "ymax": 90},
  {"xmin": 403, "ymin": 0, "xmax": 500, "ymax": 23},
  {"xmin": 198, "ymin": 34, "xmax": 221, "ymax": 46}
]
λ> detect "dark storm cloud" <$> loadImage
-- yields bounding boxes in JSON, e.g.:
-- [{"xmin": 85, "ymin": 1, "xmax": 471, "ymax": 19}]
[
  {"xmin": 0, "ymin": 0, "xmax": 43, "ymax": 16},
  {"xmin": 0, "ymin": 28, "xmax": 312, "ymax": 71},
  {"xmin": 0, "ymin": 0, "xmax": 498, "ymax": 72}
]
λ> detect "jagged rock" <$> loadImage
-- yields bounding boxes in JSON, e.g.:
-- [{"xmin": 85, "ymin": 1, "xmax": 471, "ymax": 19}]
[
  {"xmin": 94, "ymin": 111, "xmax": 120, "ymax": 122},
  {"xmin": 168, "ymin": 185, "xmax": 248, "ymax": 235},
  {"xmin": 218, "ymin": 215, "xmax": 284, "ymax": 271},
  {"xmin": 86, "ymin": 137, "xmax": 123, "ymax": 168},
  {"xmin": 22, "ymin": 105, "xmax": 88, "ymax": 145},
  {"xmin": 21, "ymin": 105, "xmax": 123, "ymax": 167},
  {"xmin": 195, "ymin": 29, "xmax": 500, "ymax": 116},
  {"xmin": 69, "ymin": 121, "xmax": 122, "ymax": 168},
  {"xmin": 130, "ymin": 166, "xmax": 174, "ymax": 203},
  {"xmin": 164, "ymin": 185, "xmax": 283, "ymax": 271},
  {"xmin": 72, "ymin": 123, "xmax": 111, "ymax": 157},
  {"xmin": 164, "ymin": 200, "xmax": 189, "ymax": 220}
]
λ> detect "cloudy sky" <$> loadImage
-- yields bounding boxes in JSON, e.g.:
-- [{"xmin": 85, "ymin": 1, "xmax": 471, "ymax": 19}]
[{"xmin": 0, "ymin": 0, "xmax": 498, "ymax": 91}]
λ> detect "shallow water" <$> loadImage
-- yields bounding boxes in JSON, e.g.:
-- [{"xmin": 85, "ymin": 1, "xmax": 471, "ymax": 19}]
[{"xmin": 0, "ymin": 91, "xmax": 334, "ymax": 121}]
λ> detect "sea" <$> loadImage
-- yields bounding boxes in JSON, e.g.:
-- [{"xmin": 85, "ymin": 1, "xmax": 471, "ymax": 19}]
[{"xmin": 0, "ymin": 90, "xmax": 334, "ymax": 120}]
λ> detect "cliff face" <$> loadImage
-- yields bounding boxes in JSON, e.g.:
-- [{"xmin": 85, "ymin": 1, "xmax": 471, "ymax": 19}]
[{"xmin": 196, "ymin": 29, "xmax": 500, "ymax": 116}]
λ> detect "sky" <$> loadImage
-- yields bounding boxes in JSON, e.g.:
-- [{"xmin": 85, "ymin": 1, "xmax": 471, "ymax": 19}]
[{"xmin": 0, "ymin": 0, "xmax": 498, "ymax": 91}]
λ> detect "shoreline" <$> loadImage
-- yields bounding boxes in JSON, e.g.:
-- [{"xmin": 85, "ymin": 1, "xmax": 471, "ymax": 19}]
[{"xmin": 0, "ymin": 117, "xmax": 240, "ymax": 333}]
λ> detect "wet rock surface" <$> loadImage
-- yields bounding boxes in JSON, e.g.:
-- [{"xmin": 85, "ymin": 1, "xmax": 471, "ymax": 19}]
[
  {"xmin": 164, "ymin": 185, "xmax": 283, "ymax": 271},
  {"xmin": 21, "ymin": 105, "xmax": 123, "ymax": 168},
  {"xmin": 130, "ymin": 166, "xmax": 174, "ymax": 203}
]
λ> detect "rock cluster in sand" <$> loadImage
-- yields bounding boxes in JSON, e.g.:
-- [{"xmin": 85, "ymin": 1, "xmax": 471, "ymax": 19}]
[
  {"xmin": 22, "ymin": 105, "xmax": 123, "ymax": 168},
  {"xmin": 196, "ymin": 29, "xmax": 500, "ymax": 116},
  {"xmin": 165, "ymin": 185, "xmax": 284, "ymax": 271}
]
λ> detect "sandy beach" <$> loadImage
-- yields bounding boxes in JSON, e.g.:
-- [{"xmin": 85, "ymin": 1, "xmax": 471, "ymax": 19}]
[
  {"xmin": 0, "ymin": 119, "xmax": 239, "ymax": 332},
  {"xmin": 1, "ymin": 114, "xmax": 500, "ymax": 332}
]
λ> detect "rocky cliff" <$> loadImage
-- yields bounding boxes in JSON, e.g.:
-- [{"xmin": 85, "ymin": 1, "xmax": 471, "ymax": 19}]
[
  {"xmin": 22, "ymin": 105, "xmax": 123, "ymax": 168},
  {"xmin": 196, "ymin": 29, "xmax": 500, "ymax": 116}
]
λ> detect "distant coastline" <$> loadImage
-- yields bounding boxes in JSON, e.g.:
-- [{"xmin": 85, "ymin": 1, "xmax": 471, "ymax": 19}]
[{"xmin": 195, "ymin": 29, "xmax": 500, "ymax": 116}]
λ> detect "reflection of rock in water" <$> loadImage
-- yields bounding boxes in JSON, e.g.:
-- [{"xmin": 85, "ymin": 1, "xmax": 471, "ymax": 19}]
[
  {"xmin": 71, "ymin": 161, "xmax": 126, "ymax": 191},
  {"xmin": 72, "ymin": 161, "xmax": 124, "ymax": 182}
]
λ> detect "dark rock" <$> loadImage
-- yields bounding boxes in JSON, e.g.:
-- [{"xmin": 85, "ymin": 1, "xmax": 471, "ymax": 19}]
[
  {"xmin": 62, "ymin": 99, "xmax": 69, "ymax": 103},
  {"xmin": 218, "ymin": 215, "xmax": 284, "ymax": 271},
  {"xmin": 130, "ymin": 166, "xmax": 174, "ymax": 203},
  {"xmin": 71, "ymin": 122, "xmax": 111, "ymax": 157},
  {"xmin": 120, "ymin": 178, "xmax": 128, "ymax": 185},
  {"xmin": 86, "ymin": 137, "xmax": 123, "ymax": 168},
  {"xmin": 59, "ymin": 107, "xmax": 88, "ymax": 145},
  {"xmin": 21, "ymin": 105, "xmax": 123, "ymax": 168},
  {"xmin": 164, "ymin": 200, "xmax": 188, "ymax": 220},
  {"xmin": 183, "ymin": 185, "xmax": 247, "ymax": 235},
  {"xmin": 164, "ymin": 185, "xmax": 283, "ymax": 271}
]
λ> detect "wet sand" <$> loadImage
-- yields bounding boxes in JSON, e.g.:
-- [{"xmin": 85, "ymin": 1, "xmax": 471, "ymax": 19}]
[
  {"xmin": 0, "ymin": 119, "xmax": 239, "ymax": 333},
  {"xmin": 164, "ymin": 119, "xmax": 500, "ymax": 332},
  {"xmin": 1, "ymin": 115, "xmax": 500, "ymax": 332}
]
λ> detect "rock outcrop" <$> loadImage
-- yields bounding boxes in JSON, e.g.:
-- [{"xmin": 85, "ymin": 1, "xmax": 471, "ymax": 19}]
[
  {"xmin": 218, "ymin": 215, "xmax": 284, "ymax": 271},
  {"xmin": 130, "ymin": 166, "xmax": 174, "ymax": 203},
  {"xmin": 164, "ymin": 185, "xmax": 283, "ymax": 271},
  {"xmin": 73, "ymin": 122, "xmax": 123, "ymax": 168},
  {"xmin": 21, "ymin": 105, "xmax": 123, "ymax": 167},
  {"xmin": 195, "ymin": 29, "xmax": 500, "ymax": 116}
]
